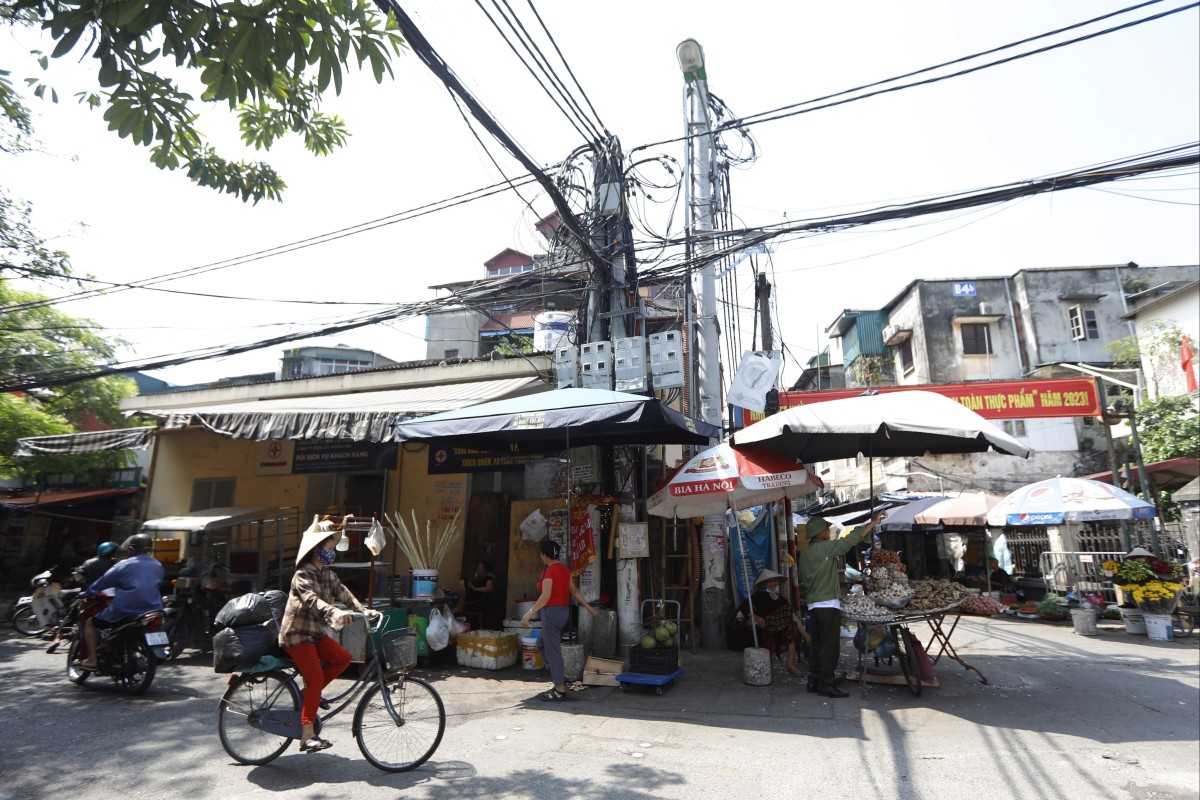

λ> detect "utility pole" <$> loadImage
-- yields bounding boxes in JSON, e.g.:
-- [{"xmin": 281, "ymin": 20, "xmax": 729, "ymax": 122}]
[
  {"xmin": 677, "ymin": 39, "xmax": 722, "ymax": 434},
  {"xmin": 679, "ymin": 39, "xmax": 726, "ymax": 650},
  {"xmin": 756, "ymin": 273, "xmax": 779, "ymax": 417}
]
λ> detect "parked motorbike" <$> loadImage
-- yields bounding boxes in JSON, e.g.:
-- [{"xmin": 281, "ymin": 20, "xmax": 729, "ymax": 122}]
[
  {"xmin": 161, "ymin": 573, "xmax": 221, "ymax": 660},
  {"xmin": 11, "ymin": 569, "xmax": 83, "ymax": 637},
  {"xmin": 66, "ymin": 595, "xmax": 170, "ymax": 695}
]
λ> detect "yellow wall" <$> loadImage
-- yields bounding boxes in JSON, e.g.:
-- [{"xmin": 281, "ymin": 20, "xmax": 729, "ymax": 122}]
[
  {"xmin": 147, "ymin": 429, "xmax": 310, "ymax": 520},
  {"xmin": 146, "ymin": 431, "xmax": 471, "ymax": 591}
]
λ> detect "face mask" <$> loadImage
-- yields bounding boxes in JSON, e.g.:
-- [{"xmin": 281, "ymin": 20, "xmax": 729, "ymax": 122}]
[
  {"xmin": 316, "ymin": 547, "xmax": 336, "ymax": 566},
  {"xmin": 765, "ymin": 584, "xmax": 780, "ymax": 595}
]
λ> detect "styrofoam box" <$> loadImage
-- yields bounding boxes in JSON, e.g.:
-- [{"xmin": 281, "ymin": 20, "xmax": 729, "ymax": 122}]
[{"xmin": 456, "ymin": 630, "xmax": 519, "ymax": 670}]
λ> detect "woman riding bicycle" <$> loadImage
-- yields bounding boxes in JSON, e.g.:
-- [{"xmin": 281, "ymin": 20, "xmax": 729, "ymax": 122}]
[{"xmin": 279, "ymin": 518, "xmax": 380, "ymax": 754}]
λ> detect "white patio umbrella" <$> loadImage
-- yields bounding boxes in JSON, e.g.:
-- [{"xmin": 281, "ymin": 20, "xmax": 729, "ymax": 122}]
[
  {"xmin": 986, "ymin": 476, "xmax": 1157, "ymax": 526},
  {"xmin": 647, "ymin": 443, "xmax": 821, "ymax": 648}
]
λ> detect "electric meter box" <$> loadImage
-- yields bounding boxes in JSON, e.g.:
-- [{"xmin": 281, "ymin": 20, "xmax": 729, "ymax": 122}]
[
  {"xmin": 649, "ymin": 330, "xmax": 684, "ymax": 389},
  {"xmin": 555, "ymin": 346, "xmax": 580, "ymax": 389},
  {"xmin": 614, "ymin": 336, "xmax": 647, "ymax": 392},
  {"xmin": 580, "ymin": 341, "xmax": 612, "ymax": 389}
]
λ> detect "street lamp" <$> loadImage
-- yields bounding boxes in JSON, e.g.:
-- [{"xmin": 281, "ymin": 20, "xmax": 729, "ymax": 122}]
[{"xmin": 676, "ymin": 39, "xmax": 706, "ymax": 80}]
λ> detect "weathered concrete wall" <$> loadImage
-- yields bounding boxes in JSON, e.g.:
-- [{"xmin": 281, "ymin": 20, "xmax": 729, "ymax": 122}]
[
  {"xmin": 825, "ymin": 450, "xmax": 1108, "ymax": 501},
  {"xmin": 424, "ymin": 308, "xmax": 484, "ymax": 360}
]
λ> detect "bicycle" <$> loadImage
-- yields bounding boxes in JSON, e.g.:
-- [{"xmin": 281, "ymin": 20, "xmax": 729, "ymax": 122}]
[
  {"xmin": 1172, "ymin": 588, "xmax": 1197, "ymax": 638},
  {"xmin": 216, "ymin": 617, "xmax": 445, "ymax": 772}
]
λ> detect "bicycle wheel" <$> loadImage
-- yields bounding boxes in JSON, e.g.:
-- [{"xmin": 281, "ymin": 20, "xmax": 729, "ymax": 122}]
[
  {"xmin": 1172, "ymin": 610, "xmax": 1195, "ymax": 638},
  {"xmin": 12, "ymin": 606, "xmax": 45, "ymax": 636},
  {"xmin": 354, "ymin": 675, "xmax": 445, "ymax": 773},
  {"xmin": 219, "ymin": 672, "xmax": 301, "ymax": 766},
  {"xmin": 894, "ymin": 629, "xmax": 922, "ymax": 697}
]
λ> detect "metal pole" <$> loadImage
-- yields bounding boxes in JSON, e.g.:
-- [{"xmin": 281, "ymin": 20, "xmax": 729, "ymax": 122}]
[{"xmin": 1125, "ymin": 405, "xmax": 1161, "ymax": 554}]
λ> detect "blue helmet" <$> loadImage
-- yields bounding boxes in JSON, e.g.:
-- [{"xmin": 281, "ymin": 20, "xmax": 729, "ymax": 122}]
[{"xmin": 97, "ymin": 541, "xmax": 119, "ymax": 558}]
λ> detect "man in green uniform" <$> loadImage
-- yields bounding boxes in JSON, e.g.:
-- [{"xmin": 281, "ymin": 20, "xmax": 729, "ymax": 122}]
[{"xmin": 798, "ymin": 511, "xmax": 886, "ymax": 698}]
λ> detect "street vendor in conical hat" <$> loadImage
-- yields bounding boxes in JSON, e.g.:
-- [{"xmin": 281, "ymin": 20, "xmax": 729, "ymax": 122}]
[
  {"xmin": 279, "ymin": 516, "xmax": 380, "ymax": 754},
  {"xmin": 735, "ymin": 568, "xmax": 812, "ymax": 678}
]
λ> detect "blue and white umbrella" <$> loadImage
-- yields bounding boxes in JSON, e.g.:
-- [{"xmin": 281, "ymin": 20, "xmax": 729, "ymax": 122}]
[{"xmin": 986, "ymin": 476, "xmax": 1157, "ymax": 526}]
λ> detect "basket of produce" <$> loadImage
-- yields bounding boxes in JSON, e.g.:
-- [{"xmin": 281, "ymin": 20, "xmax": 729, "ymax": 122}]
[
  {"xmin": 866, "ymin": 561, "xmax": 914, "ymax": 609},
  {"xmin": 905, "ymin": 579, "xmax": 969, "ymax": 613},
  {"xmin": 958, "ymin": 593, "xmax": 1006, "ymax": 616},
  {"xmin": 630, "ymin": 599, "xmax": 681, "ymax": 675},
  {"xmin": 1015, "ymin": 604, "xmax": 1039, "ymax": 619},
  {"xmin": 840, "ymin": 592, "xmax": 896, "ymax": 623}
]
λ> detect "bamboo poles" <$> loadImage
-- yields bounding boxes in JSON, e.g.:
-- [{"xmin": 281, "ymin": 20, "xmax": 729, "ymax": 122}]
[{"xmin": 384, "ymin": 507, "xmax": 462, "ymax": 571}]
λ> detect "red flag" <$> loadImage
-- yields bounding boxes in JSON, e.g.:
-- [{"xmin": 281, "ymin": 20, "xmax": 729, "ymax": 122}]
[{"xmin": 1183, "ymin": 336, "xmax": 1198, "ymax": 393}]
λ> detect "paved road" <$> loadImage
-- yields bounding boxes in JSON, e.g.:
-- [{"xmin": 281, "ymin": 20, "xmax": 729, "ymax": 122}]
[{"xmin": 1, "ymin": 616, "xmax": 1197, "ymax": 800}]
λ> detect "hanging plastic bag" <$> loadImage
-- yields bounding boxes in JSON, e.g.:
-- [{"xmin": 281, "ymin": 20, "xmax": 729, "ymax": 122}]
[
  {"xmin": 449, "ymin": 615, "xmax": 467, "ymax": 636},
  {"xmin": 519, "ymin": 508, "xmax": 549, "ymax": 541},
  {"xmin": 426, "ymin": 607, "xmax": 451, "ymax": 651},
  {"xmin": 364, "ymin": 518, "xmax": 387, "ymax": 557}
]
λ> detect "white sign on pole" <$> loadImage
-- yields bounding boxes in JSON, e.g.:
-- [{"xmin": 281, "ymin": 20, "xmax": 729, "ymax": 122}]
[{"xmin": 726, "ymin": 351, "xmax": 782, "ymax": 413}]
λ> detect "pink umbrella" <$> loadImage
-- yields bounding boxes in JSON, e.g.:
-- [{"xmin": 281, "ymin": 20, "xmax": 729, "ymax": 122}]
[{"xmin": 913, "ymin": 492, "xmax": 1006, "ymax": 526}]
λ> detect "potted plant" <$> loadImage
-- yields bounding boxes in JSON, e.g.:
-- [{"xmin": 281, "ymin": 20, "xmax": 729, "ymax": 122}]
[
  {"xmin": 1037, "ymin": 594, "xmax": 1067, "ymax": 621},
  {"xmin": 1101, "ymin": 558, "xmax": 1185, "ymax": 616}
]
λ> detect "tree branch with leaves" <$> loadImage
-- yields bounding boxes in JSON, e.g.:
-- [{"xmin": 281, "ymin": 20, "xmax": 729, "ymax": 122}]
[{"xmin": 4, "ymin": 0, "xmax": 406, "ymax": 202}]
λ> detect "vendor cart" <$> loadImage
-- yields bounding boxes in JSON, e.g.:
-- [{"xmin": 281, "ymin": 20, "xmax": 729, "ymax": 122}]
[
  {"xmin": 617, "ymin": 600, "xmax": 683, "ymax": 695},
  {"xmin": 844, "ymin": 600, "xmax": 987, "ymax": 697}
]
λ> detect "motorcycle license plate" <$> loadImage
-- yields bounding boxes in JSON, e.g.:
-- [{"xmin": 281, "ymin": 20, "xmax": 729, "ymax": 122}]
[{"xmin": 145, "ymin": 632, "xmax": 170, "ymax": 646}]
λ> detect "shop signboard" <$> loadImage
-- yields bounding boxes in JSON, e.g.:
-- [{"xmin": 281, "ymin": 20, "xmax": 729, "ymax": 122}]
[
  {"xmin": 427, "ymin": 445, "xmax": 554, "ymax": 474},
  {"xmin": 291, "ymin": 440, "xmax": 399, "ymax": 473},
  {"xmin": 731, "ymin": 377, "xmax": 1102, "ymax": 428}
]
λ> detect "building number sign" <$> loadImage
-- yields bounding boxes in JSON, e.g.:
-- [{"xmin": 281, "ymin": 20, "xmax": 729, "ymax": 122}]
[{"xmin": 952, "ymin": 281, "xmax": 977, "ymax": 297}]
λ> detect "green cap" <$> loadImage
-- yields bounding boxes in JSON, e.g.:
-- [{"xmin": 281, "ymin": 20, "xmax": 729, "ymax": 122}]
[{"xmin": 805, "ymin": 517, "xmax": 831, "ymax": 539}]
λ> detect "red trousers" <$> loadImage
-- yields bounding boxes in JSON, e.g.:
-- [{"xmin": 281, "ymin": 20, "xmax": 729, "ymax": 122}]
[{"xmin": 285, "ymin": 636, "xmax": 352, "ymax": 726}]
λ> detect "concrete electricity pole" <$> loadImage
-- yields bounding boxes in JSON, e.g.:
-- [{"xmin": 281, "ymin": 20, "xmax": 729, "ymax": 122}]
[
  {"xmin": 677, "ymin": 39, "xmax": 722, "ymax": 433},
  {"xmin": 679, "ymin": 39, "xmax": 727, "ymax": 650}
]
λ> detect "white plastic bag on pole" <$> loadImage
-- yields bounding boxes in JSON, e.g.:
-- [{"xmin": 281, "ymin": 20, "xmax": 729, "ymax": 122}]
[{"xmin": 364, "ymin": 519, "xmax": 387, "ymax": 557}]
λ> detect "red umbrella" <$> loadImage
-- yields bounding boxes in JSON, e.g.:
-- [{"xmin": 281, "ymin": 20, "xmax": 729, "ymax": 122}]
[{"xmin": 646, "ymin": 443, "xmax": 822, "ymax": 518}]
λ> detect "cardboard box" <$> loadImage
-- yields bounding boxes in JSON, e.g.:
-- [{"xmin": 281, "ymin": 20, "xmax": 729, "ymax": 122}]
[
  {"xmin": 582, "ymin": 656, "xmax": 624, "ymax": 686},
  {"xmin": 456, "ymin": 630, "xmax": 518, "ymax": 670}
]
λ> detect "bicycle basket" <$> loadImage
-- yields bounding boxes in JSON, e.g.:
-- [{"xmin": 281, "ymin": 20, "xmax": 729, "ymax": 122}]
[{"xmin": 381, "ymin": 627, "xmax": 417, "ymax": 671}]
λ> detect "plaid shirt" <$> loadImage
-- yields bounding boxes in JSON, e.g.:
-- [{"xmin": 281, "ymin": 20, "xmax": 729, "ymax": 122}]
[{"xmin": 279, "ymin": 563, "xmax": 365, "ymax": 649}]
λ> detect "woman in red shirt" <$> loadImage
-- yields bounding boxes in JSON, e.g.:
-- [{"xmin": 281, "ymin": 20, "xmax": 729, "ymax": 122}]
[{"xmin": 521, "ymin": 539, "xmax": 598, "ymax": 701}]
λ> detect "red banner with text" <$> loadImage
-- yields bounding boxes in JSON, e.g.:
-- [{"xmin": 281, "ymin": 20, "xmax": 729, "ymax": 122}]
[{"xmin": 733, "ymin": 378, "xmax": 1102, "ymax": 428}]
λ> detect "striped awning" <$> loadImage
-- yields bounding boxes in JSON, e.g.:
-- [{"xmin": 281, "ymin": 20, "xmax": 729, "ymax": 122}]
[
  {"xmin": 134, "ymin": 377, "xmax": 540, "ymax": 442},
  {"xmin": 14, "ymin": 426, "xmax": 156, "ymax": 457}
]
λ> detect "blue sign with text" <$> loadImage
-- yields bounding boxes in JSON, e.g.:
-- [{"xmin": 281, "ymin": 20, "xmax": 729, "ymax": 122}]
[{"xmin": 952, "ymin": 281, "xmax": 977, "ymax": 297}]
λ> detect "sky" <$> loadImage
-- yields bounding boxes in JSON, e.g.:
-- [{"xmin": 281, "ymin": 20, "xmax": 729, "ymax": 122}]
[{"xmin": 2, "ymin": 0, "xmax": 1198, "ymax": 391}]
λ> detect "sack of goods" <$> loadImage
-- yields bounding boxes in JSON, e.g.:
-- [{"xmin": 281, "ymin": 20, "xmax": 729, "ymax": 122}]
[{"xmin": 212, "ymin": 591, "xmax": 288, "ymax": 673}]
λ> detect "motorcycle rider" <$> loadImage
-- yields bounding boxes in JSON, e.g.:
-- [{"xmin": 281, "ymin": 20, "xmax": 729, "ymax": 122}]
[
  {"xmin": 80, "ymin": 541, "xmax": 119, "ymax": 585},
  {"xmin": 46, "ymin": 542, "xmax": 120, "ymax": 653},
  {"xmin": 78, "ymin": 534, "xmax": 164, "ymax": 670}
]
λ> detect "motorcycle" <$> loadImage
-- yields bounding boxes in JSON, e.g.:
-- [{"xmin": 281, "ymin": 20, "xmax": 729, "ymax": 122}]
[
  {"xmin": 11, "ymin": 569, "xmax": 83, "ymax": 637},
  {"xmin": 65, "ymin": 595, "xmax": 170, "ymax": 695},
  {"xmin": 161, "ymin": 573, "xmax": 221, "ymax": 660}
]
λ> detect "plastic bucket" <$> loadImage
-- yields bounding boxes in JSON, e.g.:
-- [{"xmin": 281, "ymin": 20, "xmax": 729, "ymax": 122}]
[
  {"xmin": 520, "ymin": 632, "xmax": 543, "ymax": 670},
  {"xmin": 412, "ymin": 569, "xmax": 438, "ymax": 598},
  {"xmin": 1120, "ymin": 608, "xmax": 1147, "ymax": 635},
  {"xmin": 1070, "ymin": 608, "xmax": 1098, "ymax": 636},
  {"xmin": 1145, "ymin": 614, "xmax": 1173, "ymax": 641}
]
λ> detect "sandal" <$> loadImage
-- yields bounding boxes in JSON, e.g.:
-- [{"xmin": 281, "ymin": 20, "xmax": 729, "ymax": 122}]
[
  {"xmin": 300, "ymin": 737, "xmax": 333, "ymax": 753},
  {"xmin": 538, "ymin": 689, "xmax": 567, "ymax": 701},
  {"xmin": 786, "ymin": 663, "xmax": 805, "ymax": 678}
]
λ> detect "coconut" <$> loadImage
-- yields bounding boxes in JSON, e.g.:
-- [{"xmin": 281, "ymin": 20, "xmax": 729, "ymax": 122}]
[
  {"xmin": 654, "ymin": 626, "xmax": 670, "ymax": 642},
  {"xmin": 641, "ymin": 634, "xmax": 658, "ymax": 650}
]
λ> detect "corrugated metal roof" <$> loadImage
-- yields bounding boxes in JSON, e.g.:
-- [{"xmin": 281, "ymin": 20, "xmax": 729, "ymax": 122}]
[{"xmin": 137, "ymin": 377, "xmax": 541, "ymax": 442}]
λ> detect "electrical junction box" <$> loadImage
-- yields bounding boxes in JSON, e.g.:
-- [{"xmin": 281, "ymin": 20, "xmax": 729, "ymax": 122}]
[
  {"xmin": 580, "ymin": 341, "xmax": 612, "ymax": 389},
  {"xmin": 649, "ymin": 330, "xmax": 684, "ymax": 389},
  {"xmin": 555, "ymin": 346, "xmax": 580, "ymax": 389},
  {"xmin": 613, "ymin": 336, "xmax": 647, "ymax": 392},
  {"xmin": 597, "ymin": 182, "xmax": 622, "ymax": 216}
]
